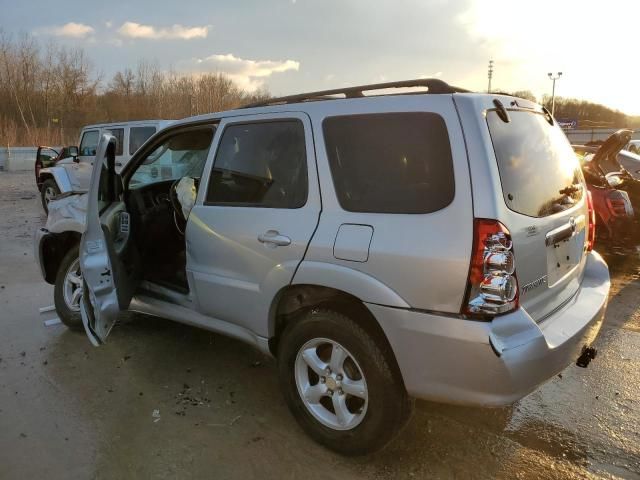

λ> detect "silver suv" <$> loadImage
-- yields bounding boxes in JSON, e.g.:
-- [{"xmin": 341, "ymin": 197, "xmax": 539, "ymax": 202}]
[{"xmin": 35, "ymin": 79, "xmax": 610, "ymax": 455}]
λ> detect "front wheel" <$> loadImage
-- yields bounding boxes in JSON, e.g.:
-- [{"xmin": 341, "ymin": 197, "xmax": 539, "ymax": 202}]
[
  {"xmin": 41, "ymin": 178, "xmax": 60, "ymax": 213},
  {"xmin": 53, "ymin": 244, "xmax": 84, "ymax": 331},
  {"xmin": 277, "ymin": 308, "xmax": 411, "ymax": 455}
]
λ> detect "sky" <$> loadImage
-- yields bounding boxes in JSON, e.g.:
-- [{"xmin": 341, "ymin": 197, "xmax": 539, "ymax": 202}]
[{"xmin": 1, "ymin": 0, "xmax": 639, "ymax": 115}]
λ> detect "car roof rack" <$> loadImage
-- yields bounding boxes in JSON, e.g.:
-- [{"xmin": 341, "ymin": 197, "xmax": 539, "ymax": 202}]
[{"xmin": 242, "ymin": 78, "xmax": 469, "ymax": 108}]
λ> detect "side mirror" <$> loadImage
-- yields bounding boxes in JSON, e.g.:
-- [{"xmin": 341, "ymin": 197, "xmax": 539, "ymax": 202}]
[{"xmin": 68, "ymin": 145, "xmax": 79, "ymax": 163}]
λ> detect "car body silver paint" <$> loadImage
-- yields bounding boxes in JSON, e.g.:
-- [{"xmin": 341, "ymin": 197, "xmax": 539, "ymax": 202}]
[
  {"xmin": 34, "ymin": 194, "xmax": 87, "ymax": 283},
  {"xmin": 74, "ymin": 92, "xmax": 611, "ymax": 407},
  {"xmin": 129, "ymin": 294, "xmax": 271, "ymax": 355},
  {"xmin": 44, "ymin": 194, "xmax": 87, "ymax": 234},
  {"xmin": 369, "ymin": 251, "xmax": 608, "ymax": 406},
  {"xmin": 299, "ymin": 95, "xmax": 474, "ymax": 313},
  {"xmin": 78, "ymin": 134, "xmax": 123, "ymax": 345},
  {"xmin": 187, "ymin": 112, "xmax": 321, "ymax": 338},
  {"xmin": 453, "ymin": 94, "xmax": 590, "ymax": 322}
]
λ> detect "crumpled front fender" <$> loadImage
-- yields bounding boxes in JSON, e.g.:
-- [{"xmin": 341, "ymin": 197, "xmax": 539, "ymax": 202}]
[{"xmin": 46, "ymin": 193, "xmax": 88, "ymax": 234}]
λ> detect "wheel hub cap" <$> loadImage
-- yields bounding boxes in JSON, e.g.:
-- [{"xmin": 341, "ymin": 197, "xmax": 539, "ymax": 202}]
[
  {"xmin": 294, "ymin": 337, "xmax": 368, "ymax": 431},
  {"xmin": 63, "ymin": 258, "xmax": 83, "ymax": 312}
]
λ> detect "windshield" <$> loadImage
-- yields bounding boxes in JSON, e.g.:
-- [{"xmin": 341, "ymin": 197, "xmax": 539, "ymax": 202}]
[{"xmin": 487, "ymin": 110, "xmax": 584, "ymax": 218}]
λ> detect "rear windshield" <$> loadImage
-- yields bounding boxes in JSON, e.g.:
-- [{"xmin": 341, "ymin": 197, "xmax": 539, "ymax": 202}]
[
  {"xmin": 323, "ymin": 113, "xmax": 455, "ymax": 214},
  {"xmin": 487, "ymin": 110, "xmax": 584, "ymax": 218}
]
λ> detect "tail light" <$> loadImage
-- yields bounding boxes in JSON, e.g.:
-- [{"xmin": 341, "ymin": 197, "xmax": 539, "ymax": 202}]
[
  {"xmin": 605, "ymin": 190, "xmax": 633, "ymax": 218},
  {"xmin": 462, "ymin": 219, "xmax": 519, "ymax": 317},
  {"xmin": 586, "ymin": 191, "xmax": 596, "ymax": 251}
]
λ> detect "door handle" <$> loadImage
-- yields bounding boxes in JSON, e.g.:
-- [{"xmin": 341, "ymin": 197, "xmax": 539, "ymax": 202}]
[{"xmin": 258, "ymin": 230, "xmax": 291, "ymax": 247}]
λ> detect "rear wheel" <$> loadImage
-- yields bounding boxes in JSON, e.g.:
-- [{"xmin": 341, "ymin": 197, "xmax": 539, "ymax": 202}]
[
  {"xmin": 54, "ymin": 244, "xmax": 84, "ymax": 331},
  {"xmin": 277, "ymin": 308, "xmax": 411, "ymax": 455},
  {"xmin": 41, "ymin": 178, "xmax": 60, "ymax": 213}
]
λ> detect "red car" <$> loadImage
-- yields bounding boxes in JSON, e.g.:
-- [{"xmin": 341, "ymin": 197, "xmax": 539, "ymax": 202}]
[{"xmin": 574, "ymin": 129, "xmax": 639, "ymax": 253}]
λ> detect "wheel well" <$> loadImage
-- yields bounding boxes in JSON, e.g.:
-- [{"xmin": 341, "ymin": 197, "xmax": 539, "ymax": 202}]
[
  {"xmin": 268, "ymin": 284, "xmax": 405, "ymax": 387},
  {"xmin": 42, "ymin": 232, "xmax": 81, "ymax": 284},
  {"xmin": 38, "ymin": 172, "xmax": 54, "ymax": 191}
]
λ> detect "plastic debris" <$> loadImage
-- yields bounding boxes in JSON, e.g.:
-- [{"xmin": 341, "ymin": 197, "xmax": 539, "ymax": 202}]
[{"xmin": 44, "ymin": 317, "xmax": 62, "ymax": 326}]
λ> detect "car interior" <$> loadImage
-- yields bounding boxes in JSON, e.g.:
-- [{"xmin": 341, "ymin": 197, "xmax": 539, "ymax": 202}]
[{"xmin": 121, "ymin": 127, "xmax": 216, "ymax": 294}]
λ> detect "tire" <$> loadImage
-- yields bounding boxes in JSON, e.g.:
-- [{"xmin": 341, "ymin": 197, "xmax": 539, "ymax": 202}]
[
  {"xmin": 277, "ymin": 308, "xmax": 411, "ymax": 455},
  {"xmin": 53, "ymin": 244, "xmax": 84, "ymax": 331},
  {"xmin": 41, "ymin": 178, "xmax": 60, "ymax": 213}
]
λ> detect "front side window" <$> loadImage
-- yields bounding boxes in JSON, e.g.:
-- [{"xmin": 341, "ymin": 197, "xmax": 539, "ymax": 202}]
[
  {"xmin": 323, "ymin": 113, "xmax": 455, "ymax": 214},
  {"xmin": 206, "ymin": 121, "xmax": 308, "ymax": 208},
  {"xmin": 129, "ymin": 126, "xmax": 157, "ymax": 155},
  {"xmin": 487, "ymin": 110, "xmax": 584, "ymax": 218},
  {"xmin": 104, "ymin": 128, "xmax": 124, "ymax": 156},
  {"xmin": 129, "ymin": 127, "xmax": 215, "ymax": 188},
  {"xmin": 79, "ymin": 130, "xmax": 99, "ymax": 156}
]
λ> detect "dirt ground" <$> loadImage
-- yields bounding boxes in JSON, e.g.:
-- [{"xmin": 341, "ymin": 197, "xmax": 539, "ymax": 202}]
[{"xmin": 0, "ymin": 171, "xmax": 639, "ymax": 480}]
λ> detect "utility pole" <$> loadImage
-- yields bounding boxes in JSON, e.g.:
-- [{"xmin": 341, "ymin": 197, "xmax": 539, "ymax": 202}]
[
  {"xmin": 487, "ymin": 60, "xmax": 494, "ymax": 93},
  {"xmin": 547, "ymin": 72, "xmax": 562, "ymax": 116}
]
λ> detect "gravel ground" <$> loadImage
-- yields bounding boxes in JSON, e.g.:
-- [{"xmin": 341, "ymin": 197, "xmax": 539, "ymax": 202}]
[{"xmin": 0, "ymin": 170, "xmax": 639, "ymax": 479}]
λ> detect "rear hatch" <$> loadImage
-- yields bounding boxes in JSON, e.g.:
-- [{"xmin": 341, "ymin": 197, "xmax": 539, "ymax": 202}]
[{"xmin": 485, "ymin": 106, "xmax": 588, "ymax": 322}]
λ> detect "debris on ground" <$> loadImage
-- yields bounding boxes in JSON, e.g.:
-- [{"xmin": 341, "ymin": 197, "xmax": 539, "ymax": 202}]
[
  {"xmin": 44, "ymin": 318, "xmax": 62, "ymax": 327},
  {"xmin": 174, "ymin": 382, "xmax": 211, "ymax": 416},
  {"xmin": 152, "ymin": 409, "xmax": 161, "ymax": 423},
  {"xmin": 20, "ymin": 351, "xmax": 25, "ymax": 357},
  {"xmin": 38, "ymin": 305, "xmax": 55, "ymax": 314},
  {"xmin": 122, "ymin": 355, "xmax": 132, "ymax": 362}
]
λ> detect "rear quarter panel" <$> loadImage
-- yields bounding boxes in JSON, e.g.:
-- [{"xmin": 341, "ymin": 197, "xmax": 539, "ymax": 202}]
[{"xmin": 300, "ymin": 95, "xmax": 474, "ymax": 312}]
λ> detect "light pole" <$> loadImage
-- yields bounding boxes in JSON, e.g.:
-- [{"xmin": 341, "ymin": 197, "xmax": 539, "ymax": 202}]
[
  {"xmin": 547, "ymin": 71, "xmax": 562, "ymax": 116},
  {"xmin": 488, "ymin": 60, "xmax": 494, "ymax": 93}
]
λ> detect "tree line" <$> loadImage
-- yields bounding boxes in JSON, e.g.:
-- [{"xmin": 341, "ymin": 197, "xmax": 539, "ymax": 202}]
[
  {"xmin": 1, "ymin": 32, "xmax": 638, "ymax": 147},
  {"xmin": 496, "ymin": 89, "xmax": 639, "ymax": 128},
  {"xmin": 0, "ymin": 33, "xmax": 269, "ymax": 147}
]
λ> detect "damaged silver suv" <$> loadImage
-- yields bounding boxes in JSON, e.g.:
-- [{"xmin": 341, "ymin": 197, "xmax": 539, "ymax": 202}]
[{"xmin": 35, "ymin": 79, "xmax": 610, "ymax": 455}]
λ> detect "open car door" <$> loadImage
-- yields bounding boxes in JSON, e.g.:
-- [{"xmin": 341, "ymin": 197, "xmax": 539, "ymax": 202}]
[{"xmin": 79, "ymin": 134, "xmax": 139, "ymax": 346}]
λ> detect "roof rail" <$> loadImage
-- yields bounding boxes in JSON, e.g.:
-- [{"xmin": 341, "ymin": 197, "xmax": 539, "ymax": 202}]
[{"xmin": 242, "ymin": 78, "xmax": 469, "ymax": 108}]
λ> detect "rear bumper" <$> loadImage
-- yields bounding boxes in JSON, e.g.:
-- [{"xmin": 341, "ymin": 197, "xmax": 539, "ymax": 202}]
[{"xmin": 367, "ymin": 251, "xmax": 609, "ymax": 406}]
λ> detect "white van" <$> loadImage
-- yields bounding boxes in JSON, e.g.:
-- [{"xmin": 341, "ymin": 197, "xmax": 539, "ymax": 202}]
[{"xmin": 36, "ymin": 120, "xmax": 173, "ymax": 212}]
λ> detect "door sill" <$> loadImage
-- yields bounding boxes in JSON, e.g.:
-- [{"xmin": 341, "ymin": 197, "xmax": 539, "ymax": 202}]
[{"xmin": 129, "ymin": 293, "xmax": 271, "ymax": 355}]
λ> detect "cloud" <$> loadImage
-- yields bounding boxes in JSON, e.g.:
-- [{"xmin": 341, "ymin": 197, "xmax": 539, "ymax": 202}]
[
  {"xmin": 46, "ymin": 22, "xmax": 95, "ymax": 38},
  {"xmin": 117, "ymin": 22, "xmax": 210, "ymax": 40},
  {"xmin": 194, "ymin": 53, "xmax": 300, "ymax": 90}
]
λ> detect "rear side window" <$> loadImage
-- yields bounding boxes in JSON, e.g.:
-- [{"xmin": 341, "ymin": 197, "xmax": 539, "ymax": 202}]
[
  {"xmin": 206, "ymin": 121, "xmax": 308, "ymax": 208},
  {"xmin": 79, "ymin": 130, "xmax": 99, "ymax": 156},
  {"xmin": 487, "ymin": 111, "xmax": 584, "ymax": 218},
  {"xmin": 323, "ymin": 113, "xmax": 455, "ymax": 214},
  {"xmin": 129, "ymin": 126, "xmax": 156, "ymax": 155},
  {"xmin": 104, "ymin": 128, "xmax": 124, "ymax": 156}
]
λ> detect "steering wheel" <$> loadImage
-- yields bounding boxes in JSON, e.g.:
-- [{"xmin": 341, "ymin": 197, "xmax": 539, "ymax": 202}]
[{"xmin": 169, "ymin": 179, "xmax": 187, "ymax": 234}]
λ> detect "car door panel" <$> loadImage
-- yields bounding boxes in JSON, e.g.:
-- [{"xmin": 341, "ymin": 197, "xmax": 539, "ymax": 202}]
[
  {"xmin": 187, "ymin": 113, "xmax": 321, "ymax": 337},
  {"xmin": 79, "ymin": 134, "xmax": 139, "ymax": 345}
]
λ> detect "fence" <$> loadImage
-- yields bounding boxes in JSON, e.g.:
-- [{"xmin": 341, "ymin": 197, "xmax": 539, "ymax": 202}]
[
  {"xmin": 0, "ymin": 147, "xmax": 61, "ymax": 172},
  {"xmin": 564, "ymin": 128, "xmax": 640, "ymax": 145}
]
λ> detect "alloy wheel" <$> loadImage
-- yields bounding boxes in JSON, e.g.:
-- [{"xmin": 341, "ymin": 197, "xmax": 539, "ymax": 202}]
[
  {"xmin": 294, "ymin": 337, "xmax": 368, "ymax": 431},
  {"xmin": 62, "ymin": 258, "xmax": 83, "ymax": 312}
]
